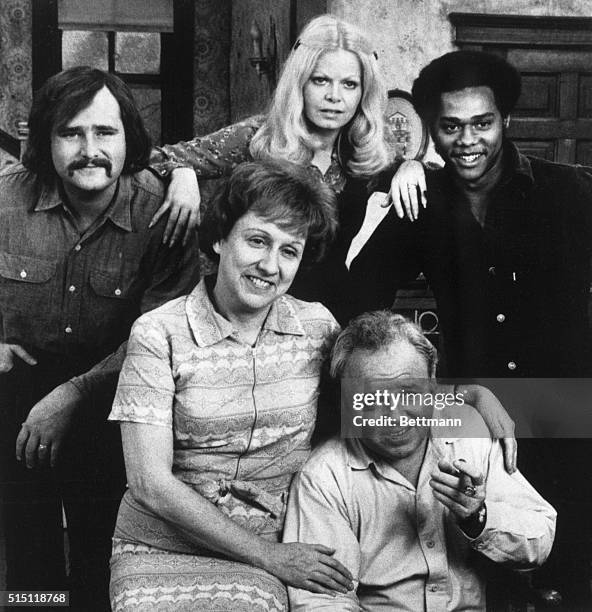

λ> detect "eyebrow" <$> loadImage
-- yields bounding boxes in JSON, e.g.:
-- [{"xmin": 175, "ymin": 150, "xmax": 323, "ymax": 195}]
[
  {"xmin": 439, "ymin": 112, "xmax": 496, "ymax": 123},
  {"xmin": 59, "ymin": 124, "xmax": 120, "ymax": 132},
  {"xmin": 242, "ymin": 227, "xmax": 306, "ymax": 246}
]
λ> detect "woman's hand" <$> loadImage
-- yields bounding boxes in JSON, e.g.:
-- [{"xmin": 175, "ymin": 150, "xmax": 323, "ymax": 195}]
[
  {"xmin": 149, "ymin": 167, "xmax": 201, "ymax": 247},
  {"xmin": 264, "ymin": 542, "xmax": 354, "ymax": 596},
  {"xmin": 386, "ymin": 160, "xmax": 427, "ymax": 221}
]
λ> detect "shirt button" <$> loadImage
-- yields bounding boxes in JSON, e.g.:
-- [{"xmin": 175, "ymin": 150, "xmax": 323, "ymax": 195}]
[
  {"xmin": 74, "ymin": 244, "xmax": 81, "ymax": 252},
  {"xmin": 507, "ymin": 361, "xmax": 517, "ymax": 371},
  {"xmin": 65, "ymin": 326, "xmax": 73, "ymax": 334},
  {"xmin": 496, "ymin": 313, "xmax": 506, "ymax": 323},
  {"xmin": 114, "ymin": 288, "xmax": 122, "ymax": 296},
  {"xmin": 19, "ymin": 270, "xmax": 27, "ymax": 279},
  {"xmin": 429, "ymin": 585, "xmax": 438, "ymax": 592},
  {"xmin": 426, "ymin": 541, "xmax": 435, "ymax": 548},
  {"xmin": 488, "ymin": 266, "xmax": 496, "ymax": 276},
  {"xmin": 68, "ymin": 285, "xmax": 76, "ymax": 293}
]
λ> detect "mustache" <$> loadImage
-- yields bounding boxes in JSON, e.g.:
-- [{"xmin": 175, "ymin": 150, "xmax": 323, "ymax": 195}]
[{"xmin": 67, "ymin": 157, "xmax": 112, "ymax": 177}]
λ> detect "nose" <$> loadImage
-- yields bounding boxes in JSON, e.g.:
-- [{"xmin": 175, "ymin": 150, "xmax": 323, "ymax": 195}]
[
  {"xmin": 80, "ymin": 134, "xmax": 99, "ymax": 158},
  {"xmin": 325, "ymin": 82, "xmax": 341, "ymax": 102},
  {"xmin": 456, "ymin": 124, "xmax": 477, "ymax": 146},
  {"xmin": 257, "ymin": 248, "xmax": 280, "ymax": 276}
]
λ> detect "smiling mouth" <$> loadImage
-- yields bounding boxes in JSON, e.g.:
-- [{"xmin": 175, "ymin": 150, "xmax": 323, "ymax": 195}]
[
  {"xmin": 245, "ymin": 275, "xmax": 275, "ymax": 290},
  {"xmin": 453, "ymin": 152, "xmax": 484, "ymax": 165}
]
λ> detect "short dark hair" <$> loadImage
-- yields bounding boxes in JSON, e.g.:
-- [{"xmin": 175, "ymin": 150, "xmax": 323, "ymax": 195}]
[
  {"xmin": 23, "ymin": 66, "xmax": 151, "ymax": 182},
  {"xmin": 412, "ymin": 50, "xmax": 521, "ymax": 125},
  {"xmin": 200, "ymin": 160, "xmax": 338, "ymax": 266}
]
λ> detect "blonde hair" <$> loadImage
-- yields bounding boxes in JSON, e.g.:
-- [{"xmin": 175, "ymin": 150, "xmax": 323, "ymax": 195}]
[{"xmin": 249, "ymin": 15, "xmax": 390, "ymax": 178}]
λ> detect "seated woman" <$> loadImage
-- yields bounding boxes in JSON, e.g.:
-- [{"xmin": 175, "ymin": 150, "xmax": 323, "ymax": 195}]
[{"xmin": 108, "ymin": 159, "xmax": 354, "ymax": 611}]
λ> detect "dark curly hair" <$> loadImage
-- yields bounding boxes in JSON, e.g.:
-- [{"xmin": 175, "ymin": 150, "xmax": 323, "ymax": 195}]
[
  {"xmin": 412, "ymin": 50, "xmax": 521, "ymax": 126},
  {"xmin": 200, "ymin": 160, "xmax": 338, "ymax": 267},
  {"xmin": 23, "ymin": 66, "xmax": 151, "ymax": 182}
]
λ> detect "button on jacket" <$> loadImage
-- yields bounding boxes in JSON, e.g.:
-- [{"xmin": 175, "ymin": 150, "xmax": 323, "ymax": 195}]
[
  {"xmin": 350, "ymin": 142, "xmax": 592, "ymax": 377},
  {"xmin": 0, "ymin": 163, "xmax": 200, "ymax": 393}
]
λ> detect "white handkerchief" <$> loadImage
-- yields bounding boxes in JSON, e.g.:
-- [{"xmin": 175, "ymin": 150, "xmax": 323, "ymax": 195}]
[{"xmin": 345, "ymin": 191, "xmax": 390, "ymax": 270}]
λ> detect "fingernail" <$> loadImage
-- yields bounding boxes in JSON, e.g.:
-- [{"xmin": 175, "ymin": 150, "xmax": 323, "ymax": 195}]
[{"xmin": 148, "ymin": 221, "xmax": 154, "ymax": 228}]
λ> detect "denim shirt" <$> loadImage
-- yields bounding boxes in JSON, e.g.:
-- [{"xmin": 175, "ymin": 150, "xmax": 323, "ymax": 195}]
[{"xmin": 0, "ymin": 164, "xmax": 200, "ymax": 395}]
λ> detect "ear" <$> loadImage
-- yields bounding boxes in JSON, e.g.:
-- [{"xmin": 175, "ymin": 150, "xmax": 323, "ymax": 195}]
[
  {"xmin": 503, "ymin": 115, "xmax": 511, "ymax": 129},
  {"xmin": 213, "ymin": 241, "xmax": 221, "ymax": 255}
]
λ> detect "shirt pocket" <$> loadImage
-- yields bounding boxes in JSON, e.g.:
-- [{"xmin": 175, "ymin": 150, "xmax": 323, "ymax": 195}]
[
  {"xmin": 0, "ymin": 252, "xmax": 57, "ymax": 314},
  {"xmin": 88, "ymin": 265, "xmax": 141, "ymax": 330}
]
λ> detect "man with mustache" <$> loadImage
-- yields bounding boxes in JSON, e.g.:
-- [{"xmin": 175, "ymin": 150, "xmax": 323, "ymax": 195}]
[
  {"xmin": 0, "ymin": 67, "xmax": 199, "ymax": 609},
  {"xmin": 349, "ymin": 50, "xmax": 592, "ymax": 607}
]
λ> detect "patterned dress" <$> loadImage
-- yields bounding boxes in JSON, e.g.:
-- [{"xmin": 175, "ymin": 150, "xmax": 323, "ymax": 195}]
[{"xmin": 108, "ymin": 278, "xmax": 339, "ymax": 611}]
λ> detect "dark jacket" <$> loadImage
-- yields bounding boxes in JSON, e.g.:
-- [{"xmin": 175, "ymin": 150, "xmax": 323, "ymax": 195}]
[{"xmin": 349, "ymin": 142, "xmax": 592, "ymax": 377}]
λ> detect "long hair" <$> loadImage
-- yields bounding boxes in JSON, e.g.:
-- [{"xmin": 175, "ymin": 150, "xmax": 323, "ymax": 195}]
[
  {"xmin": 23, "ymin": 66, "xmax": 151, "ymax": 183},
  {"xmin": 250, "ymin": 15, "xmax": 389, "ymax": 178}
]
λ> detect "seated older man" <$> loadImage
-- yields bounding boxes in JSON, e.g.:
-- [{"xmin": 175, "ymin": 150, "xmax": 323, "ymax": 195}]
[{"xmin": 283, "ymin": 311, "xmax": 556, "ymax": 611}]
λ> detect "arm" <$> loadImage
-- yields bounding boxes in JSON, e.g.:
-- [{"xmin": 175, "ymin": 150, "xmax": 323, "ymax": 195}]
[
  {"xmin": 284, "ymin": 468, "xmax": 361, "ymax": 611},
  {"xmin": 471, "ymin": 443, "xmax": 556, "ymax": 567},
  {"xmin": 16, "ymin": 221, "xmax": 200, "ymax": 467},
  {"xmin": 437, "ymin": 383, "xmax": 517, "ymax": 473},
  {"xmin": 112, "ymin": 317, "xmax": 353, "ymax": 595},
  {"xmin": 430, "ymin": 445, "xmax": 556, "ymax": 568},
  {"xmin": 149, "ymin": 116, "xmax": 262, "ymax": 179},
  {"xmin": 148, "ymin": 117, "xmax": 262, "ymax": 245}
]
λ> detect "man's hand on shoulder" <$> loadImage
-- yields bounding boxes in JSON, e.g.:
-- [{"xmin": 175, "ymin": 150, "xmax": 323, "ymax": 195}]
[
  {"xmin": 0, "ymin": 342, "xmax": 37, "ymax": 373},
  {"xmin": 16, "ymin": 381, "xmax": 83, "ymax": 469}
]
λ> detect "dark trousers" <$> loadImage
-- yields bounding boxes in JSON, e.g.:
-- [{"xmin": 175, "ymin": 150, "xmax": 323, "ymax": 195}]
[
  {"xmin": 0, "ymin": 358, "xmax": 125, "ymax": 611},
  {"xmin": 518, "ymin": 439, "xmax": 592, "ymax": 610}
]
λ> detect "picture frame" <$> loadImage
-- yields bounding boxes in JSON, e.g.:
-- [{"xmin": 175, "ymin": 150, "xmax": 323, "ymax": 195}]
[{"xmin": 385, "ymin": 88, "xmax": 428, "ymax": 161}]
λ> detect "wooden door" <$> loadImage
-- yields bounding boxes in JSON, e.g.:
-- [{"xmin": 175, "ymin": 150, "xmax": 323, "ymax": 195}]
[
  {"xmin": 451, "ymin": 13, "xmax": 592, "ymax": 164},
  {"xmin": 229, "ymin": 0, "xmax": 329, "ymax": 121}
]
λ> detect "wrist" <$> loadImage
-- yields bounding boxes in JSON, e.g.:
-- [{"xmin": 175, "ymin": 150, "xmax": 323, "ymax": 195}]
[
  {"xmin": 459, "ymin": 502, "xmax": 487, "ymax": 538},
  {"xmin": 251, "ymin": 539, "xmax": 275, "ymax": 573}
]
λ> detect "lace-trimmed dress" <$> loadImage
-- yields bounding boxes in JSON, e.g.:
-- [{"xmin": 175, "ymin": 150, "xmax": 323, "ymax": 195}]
[{"xmin": 108, "ymin": 278, "xmax": 339, "ymax": 611}]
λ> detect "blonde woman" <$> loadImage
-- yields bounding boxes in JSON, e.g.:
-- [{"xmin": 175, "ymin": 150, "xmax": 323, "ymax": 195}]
[{"xmin": 150, "ymin": 15, "xmax": 425, "ymax": 317}]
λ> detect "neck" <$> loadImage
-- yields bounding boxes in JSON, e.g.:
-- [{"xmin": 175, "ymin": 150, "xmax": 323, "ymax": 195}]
[
  {"xmin": 456, "ymin": 147, "xmax": 505, "ymax": 195},
  {"xmin": 387, "ymin": 438, "xmax": 428, "ymax": 488},
  {"xmin": 211, "ymin": 286, "xmax": 270, "ymax": 346},
  {"xmin": 454, "ymin": 149, "xmax": 505, "ymax": 227},
  {"xmin": 61, "ymin": 180, "xmax": 118, "ymax": 232}
]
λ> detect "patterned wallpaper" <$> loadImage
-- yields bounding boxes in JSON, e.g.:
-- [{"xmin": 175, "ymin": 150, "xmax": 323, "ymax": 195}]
[
  {"xmin": 0, "ymin": 0, "xmax": 31, "ymax": 146},
  {"xmin": 193, "ymin": 0, "xmax": 231, "ymax": 136}
]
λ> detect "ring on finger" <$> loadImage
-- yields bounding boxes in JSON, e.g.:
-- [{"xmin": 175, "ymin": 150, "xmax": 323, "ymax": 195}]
[
  {"xmin": 38, "ymin": 444, "xmax": 48, "ymax": 451},
  {"xmin": 463, "ymin": 485, "xmax": 477, "ymax": 497}
]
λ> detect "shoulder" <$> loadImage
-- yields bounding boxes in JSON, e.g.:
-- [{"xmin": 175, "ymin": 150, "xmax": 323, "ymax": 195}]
[
  {"xmin": 431, "ymin": 405, "xmax": 494, "ymax": 463},
  {"xmin": 0, "ymin": 164, "xmax": 44, "ymax": 212},
  {"xmin": 524, "ymin": 155, "xmax": 592, "ymax": 194},
  {"xmin": 0, "ymin": 163, "xmax": 38, "ymax": 191},
  {"xmin": 282, "ymin": 295, "xmax": 340, "ymax": 333},
  {"xmin": 299, "ymin": 437, "xmax": 349, "ymax": 482},
  {"xmin": 131, "ymin": 294, "xmax": 190, "ymax": 338},
  {"xmin": 129, "ymin": 168, "xmax": 166, "ymax": 200}
]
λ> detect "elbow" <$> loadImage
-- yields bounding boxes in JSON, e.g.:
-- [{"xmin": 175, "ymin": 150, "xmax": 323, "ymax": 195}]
[{"xmin": 126, "ymin": 471, "xmax": 169, "ymax": 515}]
